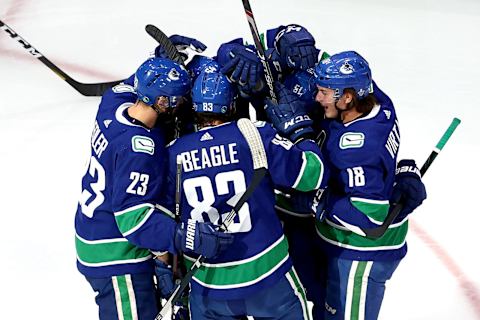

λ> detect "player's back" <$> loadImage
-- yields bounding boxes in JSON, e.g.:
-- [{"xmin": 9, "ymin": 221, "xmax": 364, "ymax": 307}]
[
  {"xmin": 75, "ymin": 84, "xmax": 167, "ymax": 277},
  {"xmin": 166, "ymin": 121, "xmax": 295, "ymax": 299}
]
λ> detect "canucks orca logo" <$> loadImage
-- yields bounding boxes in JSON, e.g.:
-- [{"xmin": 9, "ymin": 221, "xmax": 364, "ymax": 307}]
[
  {"xmin": 339, "ymin": 132, "xmax": 365, "ymax": 149},
  {"xmin": 168, "ymin": 68, "xmax": 180, "ymax": 81},
  {"xmin": 340, "ymin": 62, "xmax": 354, "ymax": 75}
]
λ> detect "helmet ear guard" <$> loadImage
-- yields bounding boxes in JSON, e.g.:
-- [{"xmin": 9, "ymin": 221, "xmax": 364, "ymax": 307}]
[{"xmin": 313, "ymin": 51, "xmax": 372, "ymax": 100}]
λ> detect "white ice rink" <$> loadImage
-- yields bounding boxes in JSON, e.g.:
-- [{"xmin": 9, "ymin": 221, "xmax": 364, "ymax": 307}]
[{"xmin": 1, "ymin": 0, "xmax": 479, "ymax": 319}]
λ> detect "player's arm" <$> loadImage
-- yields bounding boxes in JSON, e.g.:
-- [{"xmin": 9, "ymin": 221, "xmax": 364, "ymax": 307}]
[
  {"xmin": 259, "ymin": 123, "xmax": 328, "ymax": 193},
  {"xmin": 112, "ymin": 139, "xmax": 177, "ymax": 254},
  {"xmin": 325, "ymin": 165, "xmax": 391, "ymax": 231}
]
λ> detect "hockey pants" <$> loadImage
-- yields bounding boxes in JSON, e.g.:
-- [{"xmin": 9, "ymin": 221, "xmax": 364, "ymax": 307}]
[
  {"xmin": 189, "ymin": 267, "xmax": 311, "ymax": 319},
  {"xmin": 86, "ymin": 273, "xmax": 159, "ymax": 320}
]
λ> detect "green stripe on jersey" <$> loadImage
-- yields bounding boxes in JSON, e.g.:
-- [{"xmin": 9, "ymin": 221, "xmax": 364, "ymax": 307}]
[
  {"xmin": 294, "ymin": 151, "xmax": 323, "ymax": 192},
  {"xmin": 350, "ymin": 198, "xmax": 390, "ymax": 223},
  {"xmin": 315, "ymin": 219, "xmax": 408, "ymax": 250},
  {"xmin": 76, "ymin": 234, "xmax": 151, "ymax": 266},
  {"xmin": 184, "ymin": 235, "xmax": 289, "ymax": 289},
  {"xmin": 114, "ymin": 204, "xmax": 154, "ymax": 236}
]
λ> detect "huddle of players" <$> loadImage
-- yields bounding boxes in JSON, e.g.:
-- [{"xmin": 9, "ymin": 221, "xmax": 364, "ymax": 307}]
[{"xmin": 75, "ymin": 24, "xmax": 427, "ymax": 320}]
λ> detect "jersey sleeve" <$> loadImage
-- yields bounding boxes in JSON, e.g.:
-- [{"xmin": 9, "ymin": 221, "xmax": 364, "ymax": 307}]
[
  {"xmin": 258, "ymin": 123, "xmax": 328, "ymax": 192},
  {"xmin": 111, "ymin": 136, "xmax": 177, "ymax": 253}
]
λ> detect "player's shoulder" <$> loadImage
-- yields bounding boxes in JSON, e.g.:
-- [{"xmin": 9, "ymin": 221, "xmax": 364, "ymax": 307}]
[
  {"xmin": 337, "ymin": 103, "xmax": 398, "ymax": 158},
  {"xmin": 105, "ymin": 109, "xmax": 165, "ymax": 158},
  {"xmin": 99, "ymin": 80, "xmax": 137, "ymax": 109},
  {"xmin": 252, "ymin": 120, "xmax": 276, "ymax": 136}
]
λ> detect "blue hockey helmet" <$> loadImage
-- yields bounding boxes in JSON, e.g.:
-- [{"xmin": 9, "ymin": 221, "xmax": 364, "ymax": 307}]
[
  {"xmin": 313, "ymin": 51, "xmax": 372, "ymax": 99},
  {"xmin": 186, "ymin": 55, "xmax": 220, "ymax": 81},
  {"xmin": 192, "ymin": 71, "xmax": 237, "ymax": 115},
  {"xmin": 134, "ymin": 57, "xmax": 191, "ymax": 107}
]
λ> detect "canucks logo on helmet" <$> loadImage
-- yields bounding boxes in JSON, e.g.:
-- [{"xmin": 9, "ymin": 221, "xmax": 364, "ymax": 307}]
[
  {"xmin": 339, "ymin": 62, "xmax": 354, "ymax": 75},
  {"xmin": 134, "ymin": 57, "xmax": 191, "ymax": 107}
]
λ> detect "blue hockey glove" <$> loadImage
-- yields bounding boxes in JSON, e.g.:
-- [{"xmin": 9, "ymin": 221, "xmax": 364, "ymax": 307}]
[
  {"xmin": 217, "ymin": 38, "xmax": 264, "ymax": 90},
  {"xmin": 269, "ymin": 24, "xmax": 319, "ymax": 71},
  {"xmin": 265, "ymin": 82, "xmax": 313, "ymax": 143},
  {"xmin": 174, "ymin": 219, "xmax": 234, "ymax": 259},
  {"xmin": 154, "ymin": 259, "xmax": 175, "ymax": 299},
  {"xmin": 391, "ymin": 159, "xmax": 427, "ymax": 221},
  {"xmin": 155, "ymin": 34, "xmax": 207, "ymax": 60}
]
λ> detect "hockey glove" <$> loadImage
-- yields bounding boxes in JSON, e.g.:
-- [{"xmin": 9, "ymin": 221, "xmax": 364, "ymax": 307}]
[
  {"xmin": 391, "ymin": 159, "xmax": 427, "ymax": 221},
  {"xmin": 269, "ymin": 24, "xmax": 319, "ymax": 71},
  {"xmin": 174, "ymin": 219, "xmax": 234, "ymax": 259},
  {"xmin": 217, "ymin": 38, "xmax": 264, "ymax": 91},
  {"xmin": 154, "ymin": 259, "xmax": 175, "ymax": 299},
  {"xmin": 155, "ymin": 34, "xmax": 207, "ymax": 60},
  {"xmin": 265, "ymin": 82, "xmax": 314, "ymax": 143}
]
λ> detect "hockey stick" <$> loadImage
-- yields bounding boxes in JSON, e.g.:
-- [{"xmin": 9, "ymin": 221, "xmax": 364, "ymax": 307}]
[
  {"xmin": 155, "ymin": 118, "xmax": 268, "ymax": 320},
  {"xmin": 356, "ymin": 117, "xmax": 461, "ymax": 239},
  {"xmin": 240, "ymin": 0, "xmax": 278, "ymax": 104},
  {"xmin": 145, "ymin": 24, "xmax": 186, "ymax": 66},
  {"xmin": 0, "ymin": 19, "xmax": 122, "ymax": 96},
  {"xmin": 171, "ymin": 157, "xmax": 183, "ymax": 320}
]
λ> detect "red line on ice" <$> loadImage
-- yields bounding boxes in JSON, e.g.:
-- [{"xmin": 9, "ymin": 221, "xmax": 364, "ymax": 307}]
[
  {"xmin": 0, "ymin": 48, "xmax": 120, "ymax": 81},
  {"xmin": 3, "ymin": 0, "xmax": 28, "ymax": 22},
  {"xmin": 411, "ymin": 221, "xmax": 480, "ymax": 319}
]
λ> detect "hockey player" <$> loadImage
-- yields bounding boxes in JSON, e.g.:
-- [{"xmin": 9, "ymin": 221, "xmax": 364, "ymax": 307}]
[
  {"xmin": 206, "ymin": 26, "xmax": 426, "ymax": 319},
  {"xmin": 311, "ymin": 51, "xmax": 426, "ymax": 320},
  {"xmin": 74, "ymin": 57, "xmax": 233, "ymax": 320},
  {"xmin": 159, "ymin": 70, "xmax": 329, "ymax": 319}
]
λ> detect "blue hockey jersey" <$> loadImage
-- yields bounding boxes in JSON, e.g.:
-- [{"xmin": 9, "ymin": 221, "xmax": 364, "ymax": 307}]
[
  {"xmin": 75, "ymin": 82, "xmax": 177, "ymax": 278},
  {"xmin": 315, "ymin": 87, "xmax": 407, "ymax": 261},
  {"xmin": 160, "ymin": 121, "xmax": 327, "ymax": 299}
]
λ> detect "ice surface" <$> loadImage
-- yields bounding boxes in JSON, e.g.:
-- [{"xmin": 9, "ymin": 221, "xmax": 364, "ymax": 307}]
[{"xmin": 1, "ymin": 0, "xmax": 479, "ymax": 318}]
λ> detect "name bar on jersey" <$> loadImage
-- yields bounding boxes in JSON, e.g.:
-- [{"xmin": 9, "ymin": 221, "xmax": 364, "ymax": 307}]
[
  {"xmin": 178, "ymin": 143, "xmax": 239, "ymax": 173},
  {"xmin": 91, "ymin": 121, "xmax": 109, "ymax": 158}
]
